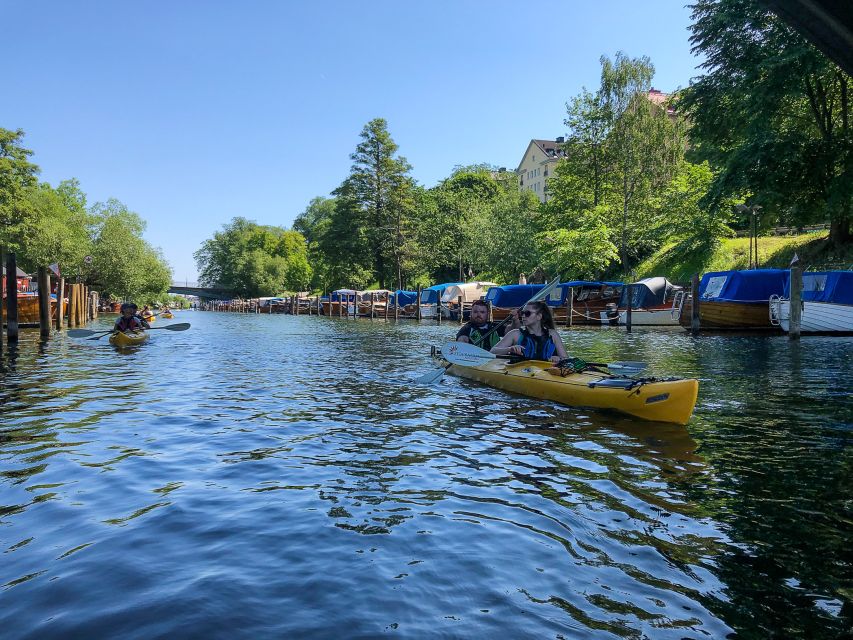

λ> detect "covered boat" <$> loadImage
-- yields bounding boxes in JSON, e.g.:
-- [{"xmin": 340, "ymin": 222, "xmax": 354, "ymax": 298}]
[
  {"xmin": 440, "ymin": 281, "xmax": 499, "ymax": 319},
  {"xmin": 445, "ymin": 358, "xmax": 699, "ymax": 425},
  {"xmin": 405, "ymin": 282, "xmax": 462, "ymax": 319},
  {"xmin": 771, "ymin": 271, "xmax": 853, "ymax": 334},
  {"xmin": 601, "ymin": 277, "xmax": 683, "ymax": 326},
  {"xmin": 356, "ymin": 289, "xmax": 393, "ymax": 316},
  {"xmin": 322, "ymin": 289, "xmax": 359, "ymax": 316},
  {"xmin": 679, "ymin": 269, "xmax": 788, "ymax": 330}
]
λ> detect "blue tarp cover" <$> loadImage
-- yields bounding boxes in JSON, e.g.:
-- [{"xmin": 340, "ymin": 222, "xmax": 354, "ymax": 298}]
[
  {"xmin": 392, "ymin": 290, "xmax": 417, "ymax": 306},
  {"xmin": 330, "ymin": 290, "xmax": 357, "ymax": 302},
  {"xmin": 485, "ymin": 284, "xmax": 545, "ymax": 307},
  {"xmin": 421, "ymin": 282, "xmax": 462, "ymax": 305},
  {"xmin": 700, "ymin": 269, "xmax": 788, "ymax": 302},
  {"xmin": 784, "ymin": 271, "xmax": 853, "ymax": 305}
]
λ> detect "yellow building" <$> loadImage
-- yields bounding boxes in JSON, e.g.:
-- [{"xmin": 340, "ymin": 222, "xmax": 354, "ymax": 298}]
[{"xmin": 515, "ymin": 138, "xmax": 567, "ymax": 203}]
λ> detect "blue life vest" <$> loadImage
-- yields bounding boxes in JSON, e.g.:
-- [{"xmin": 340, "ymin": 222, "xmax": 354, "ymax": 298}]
[{"xmin": 519, "ymin": 329, "xmax": 556, "ymax": 361}]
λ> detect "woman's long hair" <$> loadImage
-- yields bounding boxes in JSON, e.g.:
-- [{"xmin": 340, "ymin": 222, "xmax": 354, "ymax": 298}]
[{"xmin": 526, "ymin": 301, "xmax": 555, "ymax": 330}]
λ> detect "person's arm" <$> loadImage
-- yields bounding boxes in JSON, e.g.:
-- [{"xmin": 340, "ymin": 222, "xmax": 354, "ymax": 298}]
[
  {"xmin": 456, "ymin": 324, "xmax": 471, "ymax": 343},
  {"xmin": 491, "ymin": 329, "xmax": 523, "ymax": 355},
  {"xmin": 550, "ymin": 329, "xmax": 568, "ymax": 362}
]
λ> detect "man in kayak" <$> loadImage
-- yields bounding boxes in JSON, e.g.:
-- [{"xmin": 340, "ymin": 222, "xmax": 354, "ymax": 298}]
[
  {"xmin": 114, "ymin": 303, "xmax": 150, "ymax": 332},
  {"xmin": 490, "ymin": 301, "xmax": 568, "ymax": 363},
  {"xmin": 456, "ymin": 300, "xmax": 519, "ymax": 350},
  {"xmin": 140, "ymin": 304, "xmax": 154, "ymax": 320}
]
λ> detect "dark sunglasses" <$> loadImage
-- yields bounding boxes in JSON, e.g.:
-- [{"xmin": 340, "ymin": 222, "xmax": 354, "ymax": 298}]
[{"xmin": 523, "ymin": 309, "xmax": 537, "ymax": 317}]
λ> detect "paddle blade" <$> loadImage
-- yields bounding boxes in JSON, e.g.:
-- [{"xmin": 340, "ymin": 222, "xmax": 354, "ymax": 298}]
[
  {"xmin": 606, "ymin": 361, "xmax": 647, "ymax": 374},
  {"xmin": 68, "ymin": 329, "xmax": 97, "ymax": 338},
  {"xmin": 529, "ymin": 277, "xmax": 561, "ymax": 304},
  {"xmin": 159, "ymin": 323, "xmax": 190, "ymax": 331},
  {"xmin": 441, "ymin": 341, "xmax": 495, "ymax": 367},
  {"xmin": 415, "ymin": 366, "xmax": 448, "ymax": 385}
]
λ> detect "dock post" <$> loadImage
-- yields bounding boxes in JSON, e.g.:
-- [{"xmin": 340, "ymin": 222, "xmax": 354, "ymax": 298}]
[
  {"xmin": 789, "ymin": 265, "xmax": 802, "ymax": 340},
  {"xmin": 68, "ymin": 284, "xmax": 77, "ymax": 328},
  {"xmin": 567, "ymin": 287, "xmax": 573, "ymax": 327},
  {"xmin": 458, "ymin": 295, "xmax": 464, "ymax": 324},
  {"xmin": 416, "ymin": 286, "xmax": 422, "ymax": 322},
  {"xmin": 370, "ymin": 293, "xmax": 375, "ymax": 319},
  {"xmin": 56, "ymin": 278, "xmax": 65, "ymax": 330},
  {"xmin": 488, "ymin": 300, "xmax": 493, "ymax": 322},
  {"xmin": 394, "ymin": 292, "xmax": 399, "ymax": 321},
  {"xmin": 625, "ymin": 284, "xmax": 632, "ymax": 333},
  {"xmin": 295, "ymin": 295, "xmax": 300, "ymax": 316},
  {"xmin": 384, "ymin": 293, "xmax": 390, "ymax": 321},
  {"xmin": 339, "ymin": 295, "xmax": 343, "ymax": 318},
  {"xmin": 351, "ymin": 294, "xmax": 356, "ymax": 319},
  {"xmin": 38, "ymin": 267, "xmax": 51, "ymax": 338},
  {"xmin": 5, "ymin": 252, "xmax": 19, "ymax": 342},
  {"xmin": 317, "ymin": 294, "xmax": 322, "ymax": 316},
  {"xmin": 436, "ymin": 295, "xmax": 442, "ymax": 325},
  {"xmin": 691, "ymin": 273, "xmax": 700, "ymax": 335}
]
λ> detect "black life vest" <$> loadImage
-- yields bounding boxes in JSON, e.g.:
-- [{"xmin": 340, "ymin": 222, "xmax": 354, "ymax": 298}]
[{"xmin": 117, "ymin": 315, "xmax": 143, "ymax": 332}]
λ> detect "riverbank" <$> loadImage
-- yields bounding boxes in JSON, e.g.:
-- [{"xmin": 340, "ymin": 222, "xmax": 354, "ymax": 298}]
[{"xmin": 635, "ymin": 231, "xmax": 852, "ymax": 282}]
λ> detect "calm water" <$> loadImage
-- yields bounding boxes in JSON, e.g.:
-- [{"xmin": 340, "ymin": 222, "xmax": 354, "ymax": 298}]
[{"xmin": 1, "ymin": 312, "xmax": 851, "ymax": 638}]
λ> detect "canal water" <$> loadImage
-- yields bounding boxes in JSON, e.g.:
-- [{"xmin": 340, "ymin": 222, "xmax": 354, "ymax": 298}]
[{"xmin": 1, "ymin": 312, "xmax": 851, "ymax": 638}]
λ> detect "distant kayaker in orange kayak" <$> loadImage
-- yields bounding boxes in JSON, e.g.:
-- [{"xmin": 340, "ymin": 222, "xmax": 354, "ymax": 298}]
[
  {"xmin": 114, "ymin": 303, "xmax": 150, "ymax": 332},
  {"xmin": 490, "ymin": 301, "xmax": 568, "ymax": 363}
]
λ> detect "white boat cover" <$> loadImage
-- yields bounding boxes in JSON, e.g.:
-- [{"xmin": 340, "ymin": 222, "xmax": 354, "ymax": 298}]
[{"xmin": 440, "ymin": 282, "xmax": 500, "ymax": 303}]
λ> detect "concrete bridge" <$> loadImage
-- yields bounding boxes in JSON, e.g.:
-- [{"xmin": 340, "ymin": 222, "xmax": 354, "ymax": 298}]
[{"xmin": 168, "ymin": 281, "xmax": 235, "ymax": 300}]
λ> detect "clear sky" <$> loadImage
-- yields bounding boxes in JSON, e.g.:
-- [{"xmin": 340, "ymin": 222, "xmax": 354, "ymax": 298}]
[{"xmin": 3, "ymin": 1, "xmax": 702, "ymax": 282}]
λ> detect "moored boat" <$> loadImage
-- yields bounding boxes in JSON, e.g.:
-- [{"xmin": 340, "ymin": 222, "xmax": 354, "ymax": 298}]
[
  {"xmin": 770, "ymin": 271, "xmax": 853, "ymax": 334},
  {"xmin": 440, "ymin": 281, "xmax": 499, "ymax": 319},
  {"xmin": 404, "ymin": 282, "xmax": 462, "ymax": 319},
  {"xmin": 109, "ymin": 330, "xmax": 149, "ymax": 347},
  {"xmin": 679, "ymin": 269, "xmax": 788, "ymax": 330},
  {"xmin": 322, "ymin": 289, "xmax": 358, "ymax": 316},
  {"xmin": 445, "ymin": 358, "xmax": 699, "ymax": 425},
  {"xmin": 601, "ymin": 277, "xmax": 683, "ymax": 326}
]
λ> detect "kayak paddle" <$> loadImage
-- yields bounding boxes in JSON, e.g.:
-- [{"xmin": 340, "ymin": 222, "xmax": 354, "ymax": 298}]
[
  {"xmin": 68, "ymin": 323, "xmax": 191, "ymax": 339},
  {"xmin": 441, "ymin": 341, "xmax": 647, "ymax": 375},
  {"xmin": 415, "ymin": 278, "xmax": 562, "ymax": 385}
]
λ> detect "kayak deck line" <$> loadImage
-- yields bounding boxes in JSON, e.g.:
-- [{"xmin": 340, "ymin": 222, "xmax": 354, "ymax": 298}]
[{"xmin": 442, "ymin": 358, "xmax": 699, "ymax": 425}]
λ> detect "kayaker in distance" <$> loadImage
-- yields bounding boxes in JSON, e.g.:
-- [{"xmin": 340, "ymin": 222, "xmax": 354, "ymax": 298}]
[
  {"xmin": 114, "ymin": 303, "xmax": 150, "ymax": 332},
  {"xmin": 490, "ymin": 301, "xmax": 568, "ymax": 363},
  {"xmin": 140, "ymin": 305, "xmax": 154, "ymax": 319},
  {"xmin": 456, "ymin": 300, "xmax": 519, "ymax": 349}
]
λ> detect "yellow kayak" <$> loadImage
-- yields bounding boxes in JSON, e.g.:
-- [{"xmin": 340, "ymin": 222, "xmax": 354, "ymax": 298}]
[
  {"xmin": 161, "ymin": 312, "xmax": 174, "ymax": 319},
  {"xmin": 446, "ymin": 359, "xmax": 699, "ymax": 425},
  {"xmin": 143, "ymin": 315, "xmax": 156, "ymax": 324},
  {"xmin": 109, "ymin": 330, "xmax": 150, "ymax": 347}
]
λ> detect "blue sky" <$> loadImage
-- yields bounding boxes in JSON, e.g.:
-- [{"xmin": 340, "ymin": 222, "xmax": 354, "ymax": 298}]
[{"xmin": 3, "ymin": 1, "xmax": 702, "ymax": 281}]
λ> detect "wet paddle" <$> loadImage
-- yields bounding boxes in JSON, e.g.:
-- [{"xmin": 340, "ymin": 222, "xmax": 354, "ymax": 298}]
[
  {"xmin": 441, "ymin": 341, "xmax": 647, "ymax": 375},
  {"xmin": 68, "ymin": 323, "xmax": 191, "ymax": 339},
  {"xmin": 415, "ymin": 278, "xmax": 561, "ymax": 385}
]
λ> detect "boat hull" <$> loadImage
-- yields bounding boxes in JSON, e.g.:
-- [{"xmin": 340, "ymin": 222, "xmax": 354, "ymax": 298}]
[
  {"xmin": 679, "ymin": 299, "xmax": 780, "ymax": 330},
  {"xmin": 775, "ymin": 300, "xmax": 853, "ymax": 334},
  {"xmin": 109, "ymin": 331, "xmax": 149, "ymax": 347},
  {"xmin": 600, "ymin": 307, "xmax": 681, "ymax": 326},
  {"xmin": 447, "ymin": 359, "xmax": 699, "ymax": 424}
]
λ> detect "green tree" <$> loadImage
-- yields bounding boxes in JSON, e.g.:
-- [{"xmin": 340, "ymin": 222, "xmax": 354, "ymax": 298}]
[
  {"xmin": 0, "ymin": 128, "xmax": 40, "ymax": 252},
  {"xmin": 334, "ymin": 118, "xmax": 415, "ymax": 289},
  {"xmin": 18, "ymin": 181, "xmax": 93, "ymax": 273},
  {"xmin": 599, "ymin": 52, "xmax": 686, "ymax": 272},
  {"xmin": 682, "ymin": 0, "xmax": 852, "ymax": 245},
  {"xmin": 89, "ymin": 199, "xmax": 171, "ymax": 300},
  {"xmin": 194, "ymin": 217, "xmax": 311, "ymax": 297}
]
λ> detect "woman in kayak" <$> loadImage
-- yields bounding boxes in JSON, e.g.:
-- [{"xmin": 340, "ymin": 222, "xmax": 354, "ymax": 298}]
[
  {"xmin": 490, "ymin": 301, "xmax": 568, "ymax": 363},
  {"xmin": 114, "ymin": 303, "xmax": 150, "ymax": 332}
]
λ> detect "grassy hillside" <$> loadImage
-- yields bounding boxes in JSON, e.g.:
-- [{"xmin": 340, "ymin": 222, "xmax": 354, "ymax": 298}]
[{"xmin": 634, "ymin": 232, "xmax": 853, "ymax": 283}]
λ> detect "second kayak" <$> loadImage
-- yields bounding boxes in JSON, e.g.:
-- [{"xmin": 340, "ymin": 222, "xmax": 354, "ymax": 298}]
[
  {"xmin": 109, "ymin": 330, "xmax": 149, "ymax": 347},
  {"xmin": 445, "ymin": 358, "xmax": 699, "ymax": 425}
]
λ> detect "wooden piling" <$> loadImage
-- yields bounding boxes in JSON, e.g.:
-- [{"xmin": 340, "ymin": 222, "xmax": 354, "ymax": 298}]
[
  {"xmin": 370, "ymin": 292, "xmax": 375, "ymax": 319},
  {"xmin": 68, "ymin": 284, "xmax": 77, "ymax": 328},
  {"xmin": 488, "ymin": 300, "xmax": 493, "ymax": 322},
  {"xmin": 625, "ymin": 284, "xmax": 632, "ymax": 333},
  {"xmin": 317, "ymin": 295, "xmax": 321, "ymax": 316},
  {"xmin": 384, "ymin": 293, "xmax": 390, "ymax": 321},
  {"xmin": 789, "ymin": 265, "xmax": 802, "ymax": 340},
  {"xmin": 394, "ymin": 292, "xmax": 399, "ymax": 321},
  {"xmin": 458, "ymin": 296, "xmax": 464, "ymax": 324},
  {"xmin": 5, "ymin": 252, "xmax": 19, "ymax": 342},
  {"xmin": 416, "ymin": 286, "xmax": 422, "ymax": 322},
  {"xmin": 38, "ymin": 267, "xmax": 51, "ymax": 338},
  {"xmin": 566, "ymin": 287, "xmax": 574, "ymax": 327},
  {"xmin": 436, "ymin": 294, "xmax": 442, "ymax": 325},
  {"xmin": 339, "ymin": 295, "xmax": 344, "ymax": 318},
  {"xmin": 56, "ymin": 278, "xmax": 65, "ymax": 330},
  {"xmin": 691, "ymin": 273, "xmax": 700, "ymax": 336},
  {"xmin": 295, "ymin": 295, "xmax": 300, "ymax": 316}
]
